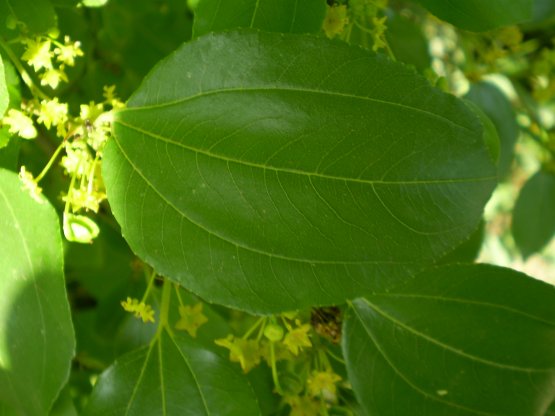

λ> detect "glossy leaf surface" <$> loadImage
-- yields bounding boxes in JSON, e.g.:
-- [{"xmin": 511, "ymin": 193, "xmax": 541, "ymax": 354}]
[
  {"xmin": 85, "ymin": 331, "xmax": 261, "ymax": 415},
  {"xmin": 416, "ymin": 0, "xmax": 533, "ymax": 31},
  {"xmin": 343, "ymin": 264, "xmax": 555, "ymax": 416},
  {"xmin": 0, "ymin": 0, "xmax": 56, "ymax": 33},
  {"xmin": 0, "ymin": 56, "xmax": 7, "ymax": 118},
  {"xmin": 0, "ymin": 169, "xmax": 74, "ymax": 415},
  {"xmin": 512, "ymin": 170, "xmax": 555, "ymax": 258},
  {"xmin": 192, "ymin": 0, "xmax": 326, "ymax": 38},
  {"xmin": 104, "ymin": 30, "xmax": 496, "ymax": 313}
]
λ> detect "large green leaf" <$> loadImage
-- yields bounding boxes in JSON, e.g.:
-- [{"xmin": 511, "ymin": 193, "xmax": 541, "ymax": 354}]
[
  {"xmin": 0, "ymin": 169, "xmax": 75, "ymax": 415},
  {"xmin": 416, "ymin": 0, "xmax": 534, "ymax": 31},
  {"xmin": 104, "ymin": 30, "xmax": 497, "ymax": 313},
  {"xmin": 512, "ymin": 170, "xmax": 555, "ymax": 258},
  {"xmin": 343, "ymin": 264, "xmax": 555, "ymax": 416},
  {"xmin": 0, "ymin": 56, "xmax": 7, "ymax": 118},
  {"xmin": 0, "ymin": 0, "xmax": 56, "ymax": 33},
  {"xmin": 85, "ymin": 331, "xmax": 261, "ymax": 415},
  {"xmin": 192, "ymin": 0, "xmax": 326, "ymax": 38}
]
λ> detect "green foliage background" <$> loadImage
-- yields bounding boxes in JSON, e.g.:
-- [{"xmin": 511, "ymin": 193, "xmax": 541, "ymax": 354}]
[{"xmin": 0, "ymin": 0, "xmax": 555, "ymax": 415}]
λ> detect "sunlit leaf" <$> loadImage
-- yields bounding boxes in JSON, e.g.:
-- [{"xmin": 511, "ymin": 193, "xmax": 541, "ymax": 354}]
[
  {"xmin": 0, "ymin": 169, "xmax": 74, "ymax": 415},
  {"xmin": 103, "ymin": 30, "xmax": 497, "ymax": 313},
  {"xmin": 343, "ymin": 264, "xmax": 555, "ymax": 416},
  {"xmin": 85, "ymin": 331, "xmax": 261, "ymax": 415}
]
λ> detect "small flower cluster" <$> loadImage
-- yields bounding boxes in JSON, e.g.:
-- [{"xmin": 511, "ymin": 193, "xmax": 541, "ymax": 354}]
[
  {"xmin": 21, "ymin": 34, "xmax": 83, "ymax": 89},
  {"xmin": 121, "ymin": 297, "xmax": 156, "ymax": 323},
  {"xmin": 324, "ymin": 0, "xmax": 390, "ymax": 53},
  {"xmin": 215, "ymin": 311, "xmax": 345, "ymax": 415},
  {"xmin": 0, "ymin": 21, "xmax": 123, "ymax": 244}
]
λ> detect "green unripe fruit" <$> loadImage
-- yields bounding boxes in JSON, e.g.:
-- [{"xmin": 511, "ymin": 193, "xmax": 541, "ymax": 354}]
[{"xmin": 263, "ymin": 323, "xmax": 284, "ymax": 342}]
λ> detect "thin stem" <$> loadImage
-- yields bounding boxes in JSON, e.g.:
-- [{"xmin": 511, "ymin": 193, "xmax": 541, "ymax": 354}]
[
  {"xmin": 326, "ymin": 348, "xmax": 346, "ymax": 365},
  {"xmin": 34, "ymin": 140, "xmax": 65, "ymax": 183},
  {"xmin": 242, "ymin": 317, "xmax": 265, "ymax": 340},
  {"xmin": 269, "ymin": 342, "xmax": 283, "ymax": 394},
  {"xmin": 0, "ymin": 37, "xmax": 50, "ymax": 101},
  {"xmin": 156, "ymin": 278, "xmax": 172, "ymax": 337},
  {"xmin": 174, "ymin": 283, "xmax": 185, "ymax": 307},
  {"xmin": 140, "ymin": 269, "xmax": 157, "ymax": 303}
]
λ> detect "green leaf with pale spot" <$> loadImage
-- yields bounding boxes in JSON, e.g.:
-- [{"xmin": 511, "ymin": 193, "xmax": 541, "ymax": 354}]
[
  {"xmin": 193, "ymin": 0, "xmax": 326, "ymax": 38},
  {"xmin": 416, "ymin": 0, "xmax": 533, "ymax": 31},
  {"xmin": 343, "ymin": 264, "xmax": 555, "ymax": 416},
  {"xmin": 85, "ymin": 331, "xmax": 261, "ymax": 415},
  {"xmin": 0, "ymin": 169, "xmax": 74, "ymax": 415},
  {"xmin": 103, "ymin": 30, "xmax": 496, "ymax": 314}
]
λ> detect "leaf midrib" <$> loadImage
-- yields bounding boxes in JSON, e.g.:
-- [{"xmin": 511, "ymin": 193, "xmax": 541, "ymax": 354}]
[
  {"xmin": 112, "ymin": 137, "xmax": 434, "ymax": 265},
  {"xmin": 119, "ymin": 85, "xmax": 476, "ymax": 134},
  {"xmin": 361, "ymin": 298, "xmax": 555, "ymax": 373},
  {"xmin": 350, "ymin": 304, "xmax": 504, "ymax": 416},
  {"xmin": 114, "ymin": 120, "xmax": 495, "ymax": 188}
]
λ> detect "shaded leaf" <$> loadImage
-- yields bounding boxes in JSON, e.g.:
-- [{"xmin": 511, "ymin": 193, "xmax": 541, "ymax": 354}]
[
  {"xmin": 416, "ymin": 0, "xmax": 533, "ymax": 31},
  {"xmin": 465, "ymin": 81, "xmax": 518, "ymax": 178},
  {"xmin": 0, "ymin": 169, "xmax": 74, "ymax": 415},
  {"xmin": 438, "ymin": 220, "xmax": 484, "ymax": 264},
  {"xmin": 104, "ymin": 30, "xmax": 496, "ymax": 313},
  {"xmin": 85, "ymin": 331, "xmax": 261, "ymax": 415},
  {"xmin": 0, "ymin": 0, "xmax": 57, "ymax": 33},
  {"xmin": 343, "ymin": 264, "xmax": 555, "ymax": 416},
  {"xmin": 386, "ymin": 13, "xmax": 431, "ymax": 71},
  {"xmin": 512, "ymin": 169, "xmax": 555, "ymax": 258},
  {"xmin": 0, "ymin": 55, "xmax": 7, "ymax": 118},
  {"xmin": 193, "ymin": 0, "xmax": 326, "ymax": 38}
]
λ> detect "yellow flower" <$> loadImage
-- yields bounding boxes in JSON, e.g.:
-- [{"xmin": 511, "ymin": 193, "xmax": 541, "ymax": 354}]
[
  {"xmin": 22, "ymin": 38, "xmax": 53, "ymax": 71},
  {"xmin": 37, "ymin": 98, "xmax": 68, "ymax": 129},
  {"xmin": 307, "ymin": 370, "xmax": 341, "ymax": 399},
  {"xmin": 175, "ymin": 303, "xmax": 208, "ymax": 337},
  {"xmin": 18, "ymin": 166, "xmax": 43, "ymax": 203},
  {"xmin": 215, "ymin": 335, "xmax": 261, "ymax": 373},
  {"xmin": 54, "ymin": 36, "xmax": 84, "ymax": 66},
  {"xmin": 2, "ymin": 109, "xmax": 37, "ymax": 139},
  {"xmin": 284, "ymin": 395, "xmax": 321, "ymax": 416},
  {"xmin": 283, "ymin": 324, "xmax": 312, "ymax": 355},
  {"xmin": 323, "ymin": 5, "xmax": 349, "ymax": 38},
  {"xmin": 40, "ymin": 68, "xmax": 68, "ymax": 89},
  {"xmin": 121, "ymin": 297, "xmax": 155, "ymax": 323}
]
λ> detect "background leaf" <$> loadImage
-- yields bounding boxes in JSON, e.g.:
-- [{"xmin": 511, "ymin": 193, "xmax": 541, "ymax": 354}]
[
  {"xmin": 465, "ymin": 81, "xmax": 518, "ymax": 178},
  {"xmin": 0, "ymin": 169, "xmax": 75, "ymax": 415},
  {"xmin": 385, "ymin": 13, "xmax": 431, "ymax": 72},
  {"xmin": 103, "ymin": 30, "xmax": 497, "ymax": 313},
  {"xmin": 416, "ymin": 0, "xmax": 534, "ymax": 32},
  {"xmin": 0, "ymin": 0, "xmax": 57, "ymax": 34},
  {"xmin": 85, "ymin": 331, "xmax": 261, "ymax": 416},
  {"xmin": 512, "ymin": 169, "xmax": 555, "ymax": 258},
  {"xmin": 343, "ymin": 264, "xmax": 555, "ymax": 416},
  {"xmin": 192, "ymin": 0, "xmax": 326, "ymax": 38}
]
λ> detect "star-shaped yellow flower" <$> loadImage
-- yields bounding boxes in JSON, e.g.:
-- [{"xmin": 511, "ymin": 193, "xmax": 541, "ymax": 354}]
[
  {"xmin": 215, "ymin": 335, "xmax": 261, "ymax": 373},
  {"xmin": 175, "ymin": 303, "xmax": 208, "ymax": 337},
  {"xmin": 283, "ymin": 324, "xmax": 312, "ymax": 355}
]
